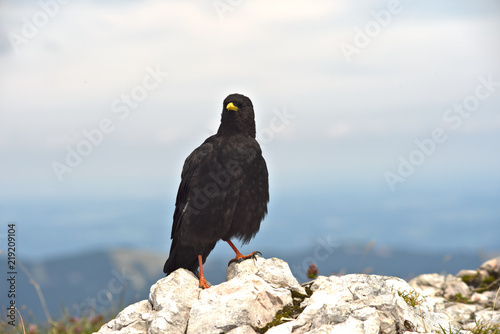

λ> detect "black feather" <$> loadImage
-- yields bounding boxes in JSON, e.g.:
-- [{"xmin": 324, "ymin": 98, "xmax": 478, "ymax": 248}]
[{"xmin": 163, "ymin": 94, "xmax": 269, "ymax": 275}]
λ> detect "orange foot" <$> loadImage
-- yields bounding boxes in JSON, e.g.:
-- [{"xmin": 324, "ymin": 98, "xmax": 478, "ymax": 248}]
[
  {"xmin": 228, "ymin": 251, "xmax": 262, "ymax": 266},
  {"xmin": 198, "ymin": 275, "xmax": 210, "ymax": 289}
]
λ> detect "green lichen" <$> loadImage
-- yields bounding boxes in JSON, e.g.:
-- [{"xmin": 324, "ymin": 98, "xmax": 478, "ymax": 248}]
[
  {"xmin": 461, "ymin": 272, "xmax": 500, "ymax": 293},
  {"xmin": 461, "ymin": 272, "xmax": 480, "ymax": 285},
  {"xmin": 254, "ymin": 304, "xmax": 304, "ymax": 334},
  {"xmin": 475, "ymin": 275, "xmax": 499, "ymax": 293},
  {"xmin": 452, "ymin": 292, "xmax": 471, "ymax": 304},
  {"xmin": 254, "ymin": 288, "xmax": 309, "ymax": 334}
]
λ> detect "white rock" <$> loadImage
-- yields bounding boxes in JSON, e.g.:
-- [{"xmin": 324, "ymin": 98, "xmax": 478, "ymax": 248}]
[
  {"xmin": 409, "ymin": 273, "xmax": 445, "ymax": 297},
  {"xmin": 148, "ymin": 269, "xmax": 200, "ymax": 334},
  {"xmin": 302, "ymin": 324, "xmax": 336, "ymax": 334},
  {"xmin": 418, "ymin": 296, "xmax": 446, "ymax": 313},
  {"xmin": 265, "ymin": 321, "xmax": 295, "ymax": 334},
  {"xmin": 474, "ymin": 309, "xmax": 500, "ymax": 325},
  {"xmin": 227, "ymin": 256, "xmax": 307, "ymax": 296},
  {"xmin": 293, "ymin": 274, "xmax": 458, "ymax": 334},
  {"xmin": 226, "ymin": 325, "xmax": 257, "ymax": 334},
  {"xmin": 443, "ymin": 303, "xmax": 479, "ymax": 323},
  {"xmin": 308, "ymin": 276, "xmax": 329, "ymax": 293},
  {"xmin": 226, "ymin": 256, "xmax": 260, "ymax": 279},
  {"xmin": 187, "ymin": 273, "xmax": 292, "ymax": 334},
  {"xmin": 479, "ymin": 257, "xmax": 500, "ymax": 275},
  {"xmin": 95, "ymin": 256, "xmax": 500, "ymax": 334},
  {"xmin": 95, "ymin": 299, "xmax": 151, "ymax": 333},
  {"xmin": 305, "ymin": 314, "xmax": 379, "ymax": 334},
  {"xmin": 443, "ymin": 274, "xmax": 471, "ymax": 299},
  {"xmin": 480, "ymin": 290, "xmax": 500, "ymax": 305},
  {"xmin": 470, "ymin": 292, "xmax": 490, "ymax": 304},
  {"xmin": 456, "ymin": 269, "xmax": 477, "ymax": 278}
]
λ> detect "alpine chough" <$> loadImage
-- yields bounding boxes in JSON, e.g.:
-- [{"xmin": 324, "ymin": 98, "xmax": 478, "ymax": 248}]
[{"xmin": 163, "ymin": 93, "xmax": 269, "ymax": 288}]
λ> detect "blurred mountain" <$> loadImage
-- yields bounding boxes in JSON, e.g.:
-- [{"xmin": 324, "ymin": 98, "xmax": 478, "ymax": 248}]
[{"xmin": 1, "ymin": 245, "xmax": 496, "ymax": 323}]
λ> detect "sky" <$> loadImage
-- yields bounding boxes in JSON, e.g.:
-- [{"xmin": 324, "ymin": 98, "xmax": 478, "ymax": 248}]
[{"xmin": 0, "ymin": 0, "xmax": 499, "ymax": 260}]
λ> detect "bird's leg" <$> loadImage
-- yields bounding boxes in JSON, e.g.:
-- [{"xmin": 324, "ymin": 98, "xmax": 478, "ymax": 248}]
[
  {"xmin": 197, "ymin": 254, "xmax": 210, "ymax": 289},
  {"xmin": 225, "ymin": 239, "xmax": 262, "ymax": 265}
]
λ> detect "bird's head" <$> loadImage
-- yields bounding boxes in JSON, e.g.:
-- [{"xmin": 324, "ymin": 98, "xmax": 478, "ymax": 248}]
[{"xmin": 217, "ymin": 93, "xmax": 256, "ymax": 138}]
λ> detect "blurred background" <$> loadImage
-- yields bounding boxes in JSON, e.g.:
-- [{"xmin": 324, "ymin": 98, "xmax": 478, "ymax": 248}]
[{"xmin": 1, "ymin": 0, "xmax": 499, "ymax": 324}]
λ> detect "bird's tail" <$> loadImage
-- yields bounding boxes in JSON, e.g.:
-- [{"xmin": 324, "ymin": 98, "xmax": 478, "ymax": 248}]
[{"xmin": 163, "ymin": 240, "xmax": 199, "ymax": 275}]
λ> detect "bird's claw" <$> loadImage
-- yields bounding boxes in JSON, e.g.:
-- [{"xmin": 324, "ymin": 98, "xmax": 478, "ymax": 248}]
[
  {"xmin": 196, "ymin": 270, "xmax": 210, "ymax": 289},
  {"xmin": 199, "ymin": 277, "xmax": 210, "ymax": 289},
  {"xmin": 252, "ymin": 251, "xmax": 263, "ymax": 258},
  {"xmin": 228, "ymin": 251, "xmax": 262, "ymax": 266}
]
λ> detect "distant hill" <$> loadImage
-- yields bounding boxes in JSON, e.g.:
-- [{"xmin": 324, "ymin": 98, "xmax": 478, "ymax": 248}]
[{"xmin": 1, "ymin": 245, "xmax": 495, "ymax": 323}]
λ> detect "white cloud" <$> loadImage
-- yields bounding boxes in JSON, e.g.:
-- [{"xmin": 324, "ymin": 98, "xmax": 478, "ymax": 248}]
[
  {"xmin": 0, "ymin": 0, "xmax": 499, "ymax": 197},
  {"xmin": 327, "ymin": 122, "xmax": 353, "ymax": 138}
]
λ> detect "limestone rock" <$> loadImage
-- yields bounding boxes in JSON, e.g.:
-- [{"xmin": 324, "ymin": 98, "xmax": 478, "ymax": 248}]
[
  {"xmin": 479, "ymin": 256, "xmax": 499, "ymax": 275},
  {"xmin": 456, "ymin": 256, "xmax": 500, "ymax": 295},
  {"xmin": 443, "ymin": 303, "xmax": 479, "ymax": 324},
  {"xmin": 480, "ymin": 291, "xmax": 500, "ymax": 305},
  {"xmin": 308, "ymin": 276, "xmax": 330, "ymax": 293},
  {"xmin": 227, "ymin": 256, "xmax": 307, "ymax": 296},
  {"xmin": 293, "ymin": 274, "xmax": 457, "ymax": 334},
  {"xmin": 265, "ymin": 321, "xmax": 294, "ymax": 334},
  {"xmin": 148, "ymin": 269, "xmax": 200, "ymax": 334},
  {"xmin": 475, "ymin": 309, "xmax": 500, "ymax": 325},
  {"xmin": 456, "ymin": 269, "xmax": 477, "ymax": 279},
  {"xmin": 187, "ymin": 273, "xmax": 292, "ymax": 333},
  {"xmin": 227, "ymin": 325, "xmax": 258, "ymax": 334},
  {"xmin": 443, "ymin": 274, "xmax": 471, "ymax": 299},
  {"xmin": 95, "ymin": 255, "xmax": 500, "ymax": 334},
  {"xmin": 95, "ymin": 268, "xmax": 199, "ymax": 334},
  {"xmin": 96, "ymin": 299, "xmax": 151, "ymax": 333},
  {"xmin": 470, "ymin": 291, "xmax": 490, "ymax": 304},
  {"xmin": 409, "ymin": 257, "xmax": 500, "ymax": 332},
  {"xmin": 409, "ymin": 273, "xmax": 445, "ymax": 297}
]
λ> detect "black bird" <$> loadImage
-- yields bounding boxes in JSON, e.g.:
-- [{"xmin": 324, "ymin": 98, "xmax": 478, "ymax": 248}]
[{"xmin": 163, "ymin": 93, "xmax": 269, "ymax": 288}]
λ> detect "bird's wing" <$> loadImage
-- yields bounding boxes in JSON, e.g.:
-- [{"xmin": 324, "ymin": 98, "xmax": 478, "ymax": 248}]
[{"xmin": 170, "ymin": 135, "xmax": 215, "ymax": 239}]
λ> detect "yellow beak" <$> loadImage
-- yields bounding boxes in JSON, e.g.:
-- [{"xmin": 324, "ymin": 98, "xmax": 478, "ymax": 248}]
[{"xmin": 226, "ymin": 102, "xmax": 238, "ymax": 111}]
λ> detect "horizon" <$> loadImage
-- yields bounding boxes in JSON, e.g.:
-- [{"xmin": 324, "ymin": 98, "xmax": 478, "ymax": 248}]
[
  {"xmin": 1, "ymin": 1, "xmax": 499, "ymax": 267},
  {"xmin": 3, "ymin": 182, "xmax": 499, "ymax": 263}
]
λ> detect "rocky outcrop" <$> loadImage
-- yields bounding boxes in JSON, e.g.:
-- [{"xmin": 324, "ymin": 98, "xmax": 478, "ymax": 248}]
[
  {"xmin": 95, "ymin": 256, "xmax": 500, "ymax": 334},
  {"xmin": 408, "ymin": 256, "xmax": 500, "ymax": 332}
]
